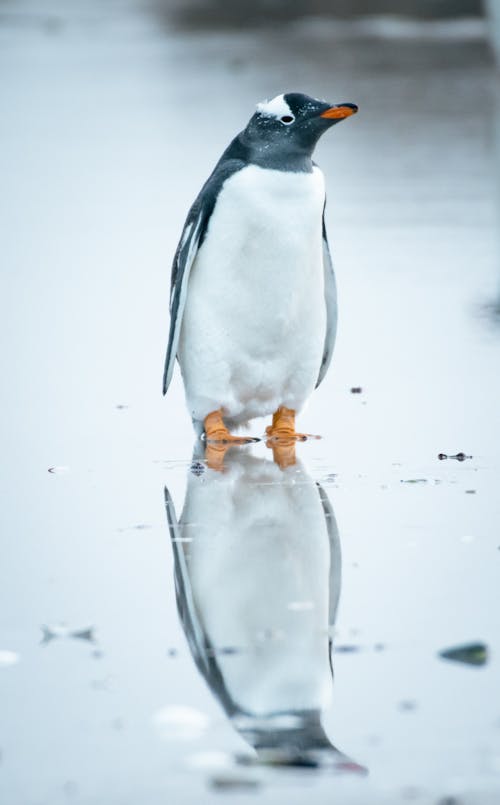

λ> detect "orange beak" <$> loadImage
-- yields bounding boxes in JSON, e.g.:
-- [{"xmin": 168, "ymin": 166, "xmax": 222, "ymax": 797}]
[{"xmin": 320, "ymin": 105, "xmax": 358, "ymax": 120}]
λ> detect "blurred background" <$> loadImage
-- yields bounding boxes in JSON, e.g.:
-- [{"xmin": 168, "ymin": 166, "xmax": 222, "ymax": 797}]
[{"xmin": 1, "ymin": 1, "xmax": 500, "ymax": 804}]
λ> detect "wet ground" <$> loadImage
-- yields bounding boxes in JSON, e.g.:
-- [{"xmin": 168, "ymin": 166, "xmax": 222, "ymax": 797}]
[{"xmin": 1, "ymin": 1, "xmax": 500, "ymax": 803}]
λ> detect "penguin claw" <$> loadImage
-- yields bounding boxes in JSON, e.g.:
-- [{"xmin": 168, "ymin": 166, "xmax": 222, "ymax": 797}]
[
  {"xmin": 265, "ymin": 429, "xmax": 321, "ymax": 442},
  {"xmin": 206, "ymin": 435, "xmax": 260, "ymax": 445}
]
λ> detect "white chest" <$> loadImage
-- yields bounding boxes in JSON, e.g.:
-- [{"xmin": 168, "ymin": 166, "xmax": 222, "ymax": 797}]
[{"xmin": 198, "ymin": 164, "xmax": 325, "ymax": 282}]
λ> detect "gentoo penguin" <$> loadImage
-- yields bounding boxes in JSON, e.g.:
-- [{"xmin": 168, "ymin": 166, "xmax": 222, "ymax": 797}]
[
  {"xmin": 164, "ymin": 447, "xmax": 364, "ymax": 770},
  {"xmin": 163, "ymin": 92, "xmax": 358, "ymax": 442}
]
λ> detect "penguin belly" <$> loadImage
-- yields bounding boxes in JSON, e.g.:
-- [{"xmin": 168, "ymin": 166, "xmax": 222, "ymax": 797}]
[{"xmin": 178, "ymin": 165, "xmax": 327, "ymax": 424}]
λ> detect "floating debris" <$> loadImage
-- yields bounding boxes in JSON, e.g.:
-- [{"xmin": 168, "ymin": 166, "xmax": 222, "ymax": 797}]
[
  {"xmin": 0, "ymin": 650, "xmax": 20, "ymax": 667},
  {"xmin": 465, "ymin": 489, "xmax": 476, "ymax": 495},
  {"xmin": 209, "ymin": 774, "xmax": 261, "ymax": 792},
  {"xmin": 40, "ymin": 624, "xmax": 95, "ymax": 644},
  {"xmin": 115, "ymin": 404, "xmax": 129, "ymax": 409},
  {"xmin": 167, "ymin": 648, "xmax": 178, "ymax": 658},
  {"xmin": 400, "ymin": 479, "xmax": 427, "ymax": 484},
  {"xmin": 437, "ymin": 452, "xmax": 472, "ymax": 461},
  {"xmin": 350, "ymin": 387, "xmax": 363, "ymax": 394},
  {"xmin": 336, "ymin": 644, "xmax": 361, "ymax": 654},
  {"xmin": 438, "ymin": 642, "xmax": 488, "ymax": 667},
  {"xmin": 47, "ymin": 466, "xmax": 70, "ymax": 474}
]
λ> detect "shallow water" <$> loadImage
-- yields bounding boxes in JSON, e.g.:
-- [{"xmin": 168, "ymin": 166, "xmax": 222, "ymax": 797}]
[{"xmin": 1, "ymin": 1, "xmax": 500, "ymax": 803}]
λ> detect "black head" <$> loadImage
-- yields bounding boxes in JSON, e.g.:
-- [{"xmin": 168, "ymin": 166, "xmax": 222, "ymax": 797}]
[{"xmin": 236, "ymin": 92, "xmax": 358, "ymax": 172}]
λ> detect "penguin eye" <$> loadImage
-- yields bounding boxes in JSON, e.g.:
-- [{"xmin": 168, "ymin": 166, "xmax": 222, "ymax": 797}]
[{"xmin": 280, "ymin": 115, "xmax": 294, "ymax": 125}]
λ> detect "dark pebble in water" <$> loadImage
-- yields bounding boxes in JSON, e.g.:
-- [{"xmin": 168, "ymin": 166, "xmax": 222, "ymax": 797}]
[
  {"xmin": 167, "ymin": 648, "xmax": 178, "ymax": 658},
  {"xmin": 437, "ymin": 452, "xmax": 472, "ymax": 461},
  {"xmin": 72, "ymin": 628, "xmax": 95, "ymax": 642},
  {"xmin": 191, "ymin": 460, "xmax": 205, "ymax": 477},
  {"xmin": 209, "ymin": 775, "xmax": 260, "ymax": 791},
  {"xmin": 350, "ymin": 387, "xmax": 363, "ymax": 394},
  {"xmin": 41, "ymin": 624, "xmax": 95, "ymax": 644},
  {"xmin": 115, "ymin": 404, "xmax": 129, "ymax": 410},
  {"xmin": 437, "ymin": 798, "xmax": 462, "ymax": 805},
  {"xmin": 438, "ymin": 642, "xmax": 488, "ymax": 667},
  {"xmin": 336, "ymin": 644, "xmax": 360, "ymax": 653},
  {"xmin": 465, "ymin": 489, "xmax": 476, "ymax": 494}
]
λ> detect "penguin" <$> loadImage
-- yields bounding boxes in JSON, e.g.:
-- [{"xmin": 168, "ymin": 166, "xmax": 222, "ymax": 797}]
[
  {"xmin": 163, "ymin": 92, "xmax": 358, "ymax": 442},
  {"xmin": 164, "ymin": 446, "xmax": 365, "ymax": 771}
]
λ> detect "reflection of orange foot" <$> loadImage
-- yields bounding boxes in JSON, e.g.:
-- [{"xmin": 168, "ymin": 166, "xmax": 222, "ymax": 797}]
[
  {"xmin": 204, "ymin": 409, "xmax": 259, "ymax": 444},
  {"xmin": 204, "ymin": 442, "xmax": 230, "ymax": 471},
  {"xmin": 265, "ymin": 406, "xmax": 312, "ymax": 441},
  {"xmin": 266, "ymin": 438, "xmax": 297, "ymax": 469}
]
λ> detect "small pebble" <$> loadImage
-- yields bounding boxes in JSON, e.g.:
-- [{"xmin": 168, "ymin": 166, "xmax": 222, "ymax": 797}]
[
  {"xmin": 439, "ymin": 642, "xmax": 488, "ymax": 667},
  {"xmin": 209, "ymin": 774, "xmax": 261, "ymax": 791}
]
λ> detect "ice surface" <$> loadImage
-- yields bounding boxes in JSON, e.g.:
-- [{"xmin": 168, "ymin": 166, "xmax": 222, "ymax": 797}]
[{"xmin": 1, "ymin": 1, "xmax": 500, "ymax": 803}]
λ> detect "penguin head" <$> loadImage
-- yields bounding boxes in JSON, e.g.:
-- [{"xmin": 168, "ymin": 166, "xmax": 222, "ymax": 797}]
[{"xmin": 239, "ymin": 92, "xmax": 357, "ymax": 170}]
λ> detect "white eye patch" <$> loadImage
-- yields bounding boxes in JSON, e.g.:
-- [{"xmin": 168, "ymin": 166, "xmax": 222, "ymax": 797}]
[{"xmin": 256, "ymin": 93, "xmax": 294, "ymax": 122}]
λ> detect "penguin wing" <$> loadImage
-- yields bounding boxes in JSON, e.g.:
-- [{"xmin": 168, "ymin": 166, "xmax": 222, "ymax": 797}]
[
  {"xmin": 315, "ymin": 211, "xmax": 338, "ymax": 388},
  {"xmin": 164, "ymin": 484, "xmax": 241, "ymax": 718},
  {"xmin": 162, "ymin": 158, "xmax": 245, "ymax": 395},
  {"xmin": 164, "ymin": 486, "xmax": 208, "ymax": 666},
  {"xmin": 316, "ymin": 482, "xmax": 341, "ymax": 627}
]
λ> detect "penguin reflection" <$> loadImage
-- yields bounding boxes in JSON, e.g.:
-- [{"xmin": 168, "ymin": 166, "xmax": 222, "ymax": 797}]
[{"xmin": 165, "ymin": 446, "xmax": 360, "ymax": 769}]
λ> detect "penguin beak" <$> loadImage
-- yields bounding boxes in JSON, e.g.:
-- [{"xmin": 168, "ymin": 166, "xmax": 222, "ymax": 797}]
[{"xmin": 320, "ymin": 103, "xmax": 358, "ymax": 120}]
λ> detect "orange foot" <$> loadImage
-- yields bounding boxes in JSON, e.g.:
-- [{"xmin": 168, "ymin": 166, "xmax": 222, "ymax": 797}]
[
  {"xmin": 204, "ymin": 410, "xmax": 259, "ymax": 444},
  {"xmin": 265, "ymin": 406, "xmax": 313, "ymax": 441}
]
